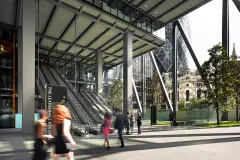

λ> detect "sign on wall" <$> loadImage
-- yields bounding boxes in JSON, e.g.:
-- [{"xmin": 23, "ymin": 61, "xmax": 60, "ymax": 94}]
[{"xmin": 45, "ymin": 85, "xmax": 67, "ymax": 135}]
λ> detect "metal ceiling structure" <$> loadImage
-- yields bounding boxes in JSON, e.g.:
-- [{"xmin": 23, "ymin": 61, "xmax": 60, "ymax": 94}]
[{"xmin": 0, "ymin": 0, "xmax": 212, "ymax": 73}]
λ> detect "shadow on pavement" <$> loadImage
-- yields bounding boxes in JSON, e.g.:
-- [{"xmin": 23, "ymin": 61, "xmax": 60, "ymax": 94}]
[{"xmin": 73, "ymin": 136, "xmax": 240, "ymax": 160}]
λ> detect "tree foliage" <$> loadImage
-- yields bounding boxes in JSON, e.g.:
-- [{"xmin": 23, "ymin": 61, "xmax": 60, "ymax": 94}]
[
  {"xmin": 150, "ymin": 73, "xmax": 162, "ymax": 107},
  {"xmin": 107, "ymin": 79, "xmax": 123, "ymax": 111},
  {"xmin": 188, "ymin": 98, "xmax": 211, "ymax": 109},
  {"xmin": 202, "ymin": 44, "xmax": 240, "ymax": 124},
  {"xmin": 178, "ymin": 100, "xmax": 186, "ymax": 110}
]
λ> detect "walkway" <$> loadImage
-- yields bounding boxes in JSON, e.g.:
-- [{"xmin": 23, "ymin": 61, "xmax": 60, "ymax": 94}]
[{"xmin": 1, "ymin": 126, "xmax": 240, "ymax": 160}]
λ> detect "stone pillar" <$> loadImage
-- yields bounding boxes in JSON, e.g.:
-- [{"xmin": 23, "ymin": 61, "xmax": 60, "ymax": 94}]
[
  {"xmin": 19, "ymin": 0, "xmax": 35, "ymax": 134},
  {"xmin": 96, "ymin": 51, "xmax": 103, "ymax": 95},
  {"xmin": 123, "ymin": 31, "xmax": 133, "ymax": 115}
]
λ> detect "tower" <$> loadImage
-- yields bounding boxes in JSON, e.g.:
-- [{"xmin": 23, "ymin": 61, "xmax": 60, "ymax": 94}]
[{"xmin": 231, "ymin": 43, "xmax": 238, "ymax": 60}]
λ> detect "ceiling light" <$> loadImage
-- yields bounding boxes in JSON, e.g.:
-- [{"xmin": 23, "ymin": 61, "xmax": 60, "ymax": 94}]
[
  {"xmin": 145, "ymin": 5, "xmax": 148, "ymax": 7},
  {"xmin": 136, "ymin": 11, "xmax": 138, "ymax": 14},
  {"xmin": 155, "ymin": 11, "xmax": 157, "ymax": 14}
]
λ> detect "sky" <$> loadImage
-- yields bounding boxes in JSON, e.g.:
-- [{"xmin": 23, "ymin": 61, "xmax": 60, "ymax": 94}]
[{"xmin": 188, "ymin": 0, "xmax": 240, "ymax": 69}]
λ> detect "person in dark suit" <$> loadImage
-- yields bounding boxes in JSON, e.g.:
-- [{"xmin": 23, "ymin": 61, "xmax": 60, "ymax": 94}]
[
  {"xmin": 114, "ymin": 109, "xmax": 125, "ymax": 147},
  {"xmin": 125, "ymin": 112, "xmax": 130, "ymax": 135}
]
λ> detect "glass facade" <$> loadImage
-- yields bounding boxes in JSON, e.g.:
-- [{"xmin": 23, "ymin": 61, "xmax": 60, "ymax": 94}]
[
  {"xmin": 0, "ymin": 29, "xmax": 15, "ymax": 128},
  {"xmin": 104, "ymin": 53, "xmax": 154, "ymax": 110},
  {"xmin": 83, "ymin": 0, "xmax": 161, "ymax": 33},
  {"xmin": 154, "ymin": 16, "xmax": 190, "ymax": 72}
]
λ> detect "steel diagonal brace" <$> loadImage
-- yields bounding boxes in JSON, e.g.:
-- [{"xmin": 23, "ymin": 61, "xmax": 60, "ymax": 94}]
[
  {"xmin": 150, "ymin": 52, "xmax": 173, "ymax": 112},
  {"xmin": 176, "ymin": 20, "xmax": 213, "ymax": 92}
]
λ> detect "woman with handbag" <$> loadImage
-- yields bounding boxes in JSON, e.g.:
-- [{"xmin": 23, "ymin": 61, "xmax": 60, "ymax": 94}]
[
  {"xmin": 53, "ymin": 104, "xmax": 76, "ymax": 160},
  {"xmin": 102, "ymin": 112, "xmax": 112, "ymax": 150}
]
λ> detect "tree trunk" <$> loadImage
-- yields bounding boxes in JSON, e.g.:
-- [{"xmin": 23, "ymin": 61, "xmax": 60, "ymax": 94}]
[
  {"xmin": 236, "ymin": 94, "xmax": 239, "ymax": 122},
  {"xmin": 216, "ymin": 102, "xmax": 220, "ymax": 125}
]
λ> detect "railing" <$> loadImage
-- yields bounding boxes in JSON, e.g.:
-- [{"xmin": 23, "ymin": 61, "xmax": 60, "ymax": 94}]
[{"xmin": 50, "ymin": 67, "xmax": 101, "ymax": 124}]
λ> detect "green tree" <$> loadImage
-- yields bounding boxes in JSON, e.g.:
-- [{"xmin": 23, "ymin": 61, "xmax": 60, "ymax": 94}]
[
  {"xmin": 202, "ymin": 44, "xmax": 237, "ymax": 124},
  {"xmin": 178, "ymin": 100, "xmax": 186, "ymax": 110},
  {"xmin": 150, "ymin": 73, "xmax": 162, "ymax": 107},
  {"xmin": 107, "ymin": 79, "xmax": 123, "ymax": 111}
]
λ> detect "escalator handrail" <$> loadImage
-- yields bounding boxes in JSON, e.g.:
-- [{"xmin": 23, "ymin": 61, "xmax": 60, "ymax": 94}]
[
  {"xmin": 43, "ymin": 67, "xmax": 88, "ymax": 124},
  {"xmin": 80, "ymin": 91, "xmax": 105, "ymax": 116},
  {"xmin": 41, "ymin": 66, "xmax": 86, "ymax": 125},
  {"xmin": 89, "ymin": 91, "xmax": 112, "ymax": 114},
  {"xmin": 52, "ymin": 67, "xmax": 102, "ymax": 123}
]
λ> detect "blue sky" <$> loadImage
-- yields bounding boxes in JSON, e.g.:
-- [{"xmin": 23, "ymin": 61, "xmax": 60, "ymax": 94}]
[{"xmin": 188, "ymin": 0, "xmax": 240, "ymax": 69}]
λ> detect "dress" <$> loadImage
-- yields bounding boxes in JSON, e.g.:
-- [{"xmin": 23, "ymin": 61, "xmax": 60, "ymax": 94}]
[
  {"xmin": 55, "ymin": 123, "xmax": 71, "ymax": 154},
  {"xmin": 102, "ymin": 118, "xmax": 111, "ymax": 136}
]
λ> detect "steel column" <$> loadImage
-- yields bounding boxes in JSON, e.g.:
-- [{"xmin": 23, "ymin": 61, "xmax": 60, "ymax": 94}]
[
  {"xmin": 172, "ymin": 21, "xmax": 177, "ymax": 118},
  {"xmin": 222, "ymin": 0, "xmax": 229, "ymax": 58},
  {"xmin": 142, "ymin": 55, "xmax": 146, "ymax": 113},
  {"xmin": 123, "ymin": 31, "xmax": 133, "ymax": 115},
  {"xmin": 232, "ymin": 0, "xmax": 240, "ymax": 12},
  {"xmin": 96, "ymin": 51, "xmax": 103, "ymax": 95}
]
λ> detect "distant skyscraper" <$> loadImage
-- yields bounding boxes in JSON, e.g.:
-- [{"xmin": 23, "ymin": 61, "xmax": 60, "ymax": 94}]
[{"xmin": 154, "ymin": 16, "xmax": 190, "ymax": 72}]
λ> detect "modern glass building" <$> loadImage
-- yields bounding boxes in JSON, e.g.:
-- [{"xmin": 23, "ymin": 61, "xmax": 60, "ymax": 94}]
[{"xmin": 0, "ymin": 0, "xmax": 213, "ymax": 132}]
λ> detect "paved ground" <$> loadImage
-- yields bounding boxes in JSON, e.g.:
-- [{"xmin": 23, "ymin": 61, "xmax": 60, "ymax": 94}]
[{"xmin": 1, "ymin": 126, "xmax": 240, "ymax": 160}]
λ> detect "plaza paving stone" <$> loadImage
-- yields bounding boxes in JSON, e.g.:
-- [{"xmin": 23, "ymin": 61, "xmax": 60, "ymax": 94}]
[{"xmin": 0, "ymin": 126, "xmax": 240, "ymax": 160}]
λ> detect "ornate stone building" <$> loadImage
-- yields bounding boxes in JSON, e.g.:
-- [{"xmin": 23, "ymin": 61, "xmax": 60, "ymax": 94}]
[{"xmin": 154, "ymin": 69, "xmax": 206, "ymax": 109}]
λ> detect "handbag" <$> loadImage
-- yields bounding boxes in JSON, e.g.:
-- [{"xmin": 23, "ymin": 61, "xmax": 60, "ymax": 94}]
[{"xmin": 101, "ymin": 120, "xmax": 109, "ymax": 128}]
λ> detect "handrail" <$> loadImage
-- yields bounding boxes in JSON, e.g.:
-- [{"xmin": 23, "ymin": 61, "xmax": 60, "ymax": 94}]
[
  {"xmin": 52, "ymin": 67, "xmax": 102, "ymax": 123},
  {"xmin": 41, "ymin": 66, "xmax": 84, "ymax": 124}
]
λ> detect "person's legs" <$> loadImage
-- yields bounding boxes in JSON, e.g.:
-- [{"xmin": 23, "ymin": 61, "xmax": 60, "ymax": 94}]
[
  {"xmin": 105, "ymin": 134, "xmax": 110, "ymax": 149},
  {"xmin": 138, "ymin": 125, "xmax": 142, "ymax": 134},
  {"xmin": 131, "ymin": 126, "xmax": 133, "ymax": 134},
  {"xmin": 126, "ymin": 124, "xmax": 130, "ymax": 135},
  {"xmin": 66, "ymin": 151, "xmax": 74, "ymax": 160},
  {"xmin": 53, "ymin": 154, "xmax": 60, "ymax": 160},
  {"xmin": 118, "ymin": 129, "xmax": 124, "ymax": 147},
  {"xmin": 102, "ymin": 134, "xmax": 106, "ymax": 146}
]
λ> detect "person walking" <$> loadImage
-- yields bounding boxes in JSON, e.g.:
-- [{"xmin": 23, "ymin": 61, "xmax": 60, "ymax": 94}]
[
  {"xmin": 32, "ymin": 110, "xmax": 53, "ymax": 160},
  {"xmin": 136, "ymin": 112, "xmax": 142, "ymax": 135},
  {"xmin": 52, "ymin": 104, "xmax": 76, "ymax": 160},
  {"xmin": 130, "ymin": 113, "xmax": 134, "ymax": 134},
  {"xmin": 102, "ymin": 112, "xmax": 112, "ymax": 150},
  {"xmin": 114, "ymin": 109, "xmax": 125, "ymax": 147},
  {"xmin": 125, "ymin": 112, "xmax": 130, "ymax": 135}
]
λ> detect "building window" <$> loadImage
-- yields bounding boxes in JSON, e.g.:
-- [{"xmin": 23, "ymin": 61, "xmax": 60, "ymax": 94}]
[
  {"xmin": 197, "ymin": 89, "xmax": 202, "ymax": 99},
  {"xmin": 178, "ymin": 91, "xmax": 179, "ymax": 101},
  {"xmin": 186, "ymin": 90, "xmax": 190, "ymax": 101},
  {"xmin": 197, "ymin": 83, "xmax": 202, "ymax": 87}
]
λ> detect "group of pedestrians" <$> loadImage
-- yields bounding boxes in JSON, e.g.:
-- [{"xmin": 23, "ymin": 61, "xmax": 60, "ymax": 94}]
[
  {"xmin": 33, "ymin": 104, "xmax": 76, "ymax": 160},
  {"xmin": 33, "ymin": 104, "xmax": 143, "ymax": 159},
  {"xmin": 101, "ymin": 109, "xmax": 143, "ymax": 150}
]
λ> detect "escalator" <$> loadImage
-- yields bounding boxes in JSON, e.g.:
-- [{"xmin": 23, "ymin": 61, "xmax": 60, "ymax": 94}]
[
  {"xmin": 88, "ymin": 91, "xmax": 112, "ymax": 114},
  {"xmin": 39, "ymin": 66, "xmax": 88, "ymax": 136},
  {"xmin": 82, "ymin": 91, "xmax": 109, "ymax": 114},
  {"xmin": 51, "ymin": 67, "xmax": 103, "ymax": 125}
]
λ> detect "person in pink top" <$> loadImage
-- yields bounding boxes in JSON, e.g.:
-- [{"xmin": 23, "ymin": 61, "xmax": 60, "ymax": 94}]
[{"xmin": 102, "ymin": 112, "xmax": 112, "ymax": 150}]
